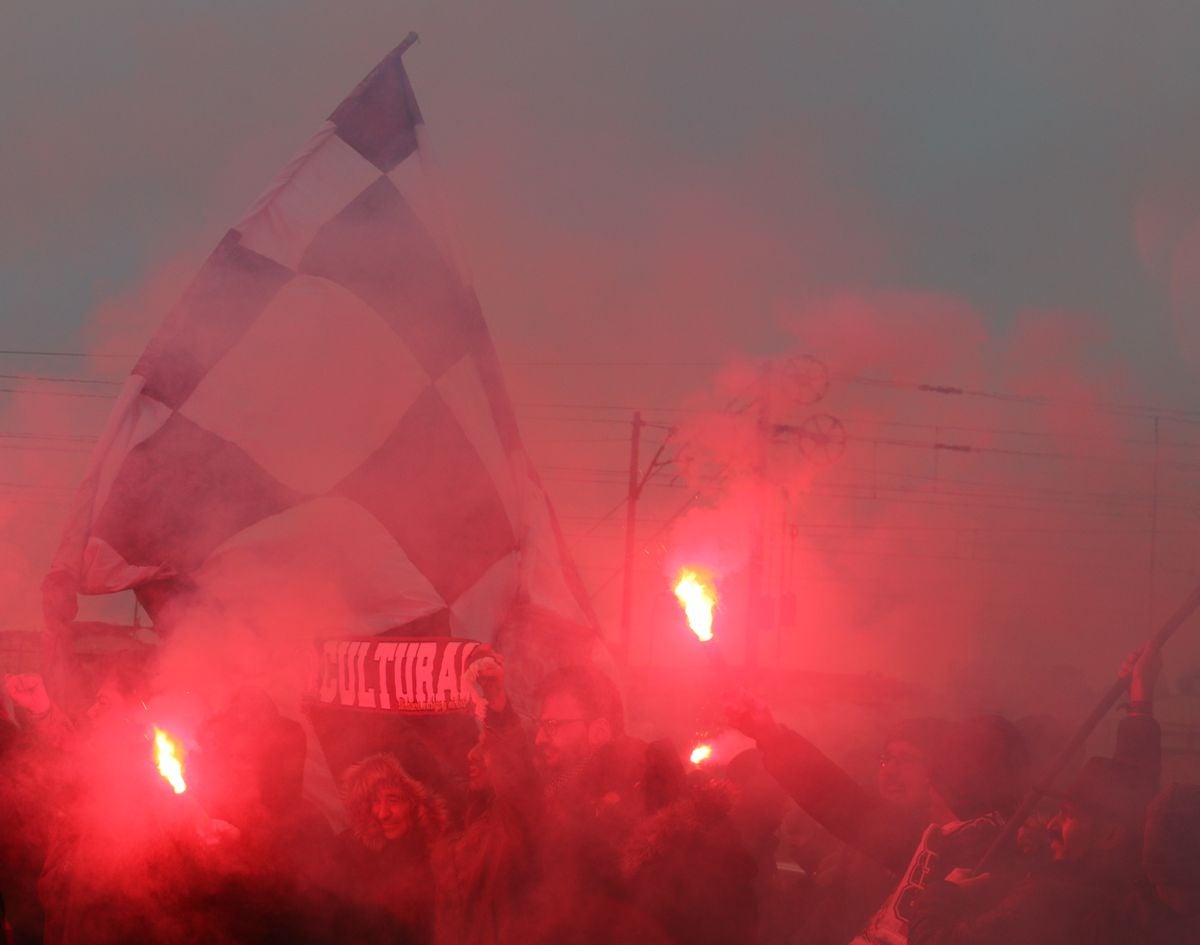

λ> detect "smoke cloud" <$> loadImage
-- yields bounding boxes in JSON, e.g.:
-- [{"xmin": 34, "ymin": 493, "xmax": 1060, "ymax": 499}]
[{"xmin": 5, "ymin": 1, "xmax": 1200, "ymax": 790}]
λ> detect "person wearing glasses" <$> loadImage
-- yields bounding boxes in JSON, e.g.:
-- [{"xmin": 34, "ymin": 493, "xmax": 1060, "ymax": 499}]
[{"xmin": 532, "ymin": 666, "xmax": 623, "ymax": 785}]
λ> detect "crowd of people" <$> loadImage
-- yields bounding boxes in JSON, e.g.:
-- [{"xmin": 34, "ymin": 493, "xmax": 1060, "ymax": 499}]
[{"xmin": 1, "ymin": 641, "xmax": 1198, "ymax": 945}]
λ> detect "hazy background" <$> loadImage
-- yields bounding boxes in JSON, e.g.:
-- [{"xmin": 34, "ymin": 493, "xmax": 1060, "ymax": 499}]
[{"xmin": 5, "ymin": 0, "xmax": 1200, "ymax": 729}]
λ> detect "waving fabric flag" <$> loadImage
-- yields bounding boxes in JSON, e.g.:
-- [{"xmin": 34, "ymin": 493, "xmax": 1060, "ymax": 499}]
[{"xmin": 48, "ymin": 35, "xmax": 596, "ymax": 663}]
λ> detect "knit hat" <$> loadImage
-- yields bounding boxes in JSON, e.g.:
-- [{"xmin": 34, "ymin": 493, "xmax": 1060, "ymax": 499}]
[
  {"xmin": 1048, "ymin": 756, "xmax": 1151, "ymax": 828},
  {"xmin": 931, "ymin": 714, "xmax": 1029, "ymax": 819}
]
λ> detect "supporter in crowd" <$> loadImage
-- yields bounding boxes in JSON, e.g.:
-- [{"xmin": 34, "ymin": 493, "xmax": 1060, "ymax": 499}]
[
  {"xmin": 1, "ymin": 637, "xmax": 1197, "ymax": 945},
  {"xmin": 1, "ymin": 687, "xmax": 45, "ymax": 945},
  {"xmin": 910, "ymin": 756, "xmax": 1151, "ymax": 945},
  {"xmin": 26, "ymin": 657, "xmax": 199, "ymax": 945},
  {"xmin": 527, "ymin": 664, "xmax": 759, "ymax": 944},
  {"xmin": 335, "ymin": 751, "xmax": 445, "ymax": 945},
  {"xmin": 619, "ymin": 754, "xmax": 758, "ymax": 945},
  {"xmin": 1, "ymin": 686, "xmax": 20, "ymax": 753},
  {"xmin": 435, "ymin": 647, "xmax": 541, "ymax": 945},
  {"xmin": 728, "ymin": 684, "xmax": 1031, "ymax": 945},
  {"xmin": 195, "ymin": 687, "xmax": 334, "ymax": 890},
  {"xmin": 878, "ymin": 719, "xmax": 955, "ymax": 822},
  {"xmin": 907, "ymin": 646, "xmax": 1162, "ymax": 945},
  {"xmin": 532, "ymin": 664, "xmax": 625, "ymax": 800},
  {"xmin": 3, "ymin": 666, "xmax": 142, "ymax": 944},
  {"xmin": 524, "ymin": 664, "xmax": 651, "ymax": 942},
  {"xmin": 5, "ymin": 660, "xmax": 146, "ymax": 753},
  {"xmin": 723, "ymin": 748, "xmax": 801, "ymax": 945},
  {"xmin": 783, "ymin": 717, "xmax": 951, "ymax": 945},
  {"xmin": 1138, "ymin": 782, "xmax": 1200, "ymax": 941}
]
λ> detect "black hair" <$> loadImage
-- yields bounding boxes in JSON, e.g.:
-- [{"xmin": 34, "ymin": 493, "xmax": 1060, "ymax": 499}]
[{"xmin": 534, "ymin": 664, "xmax": 625, "ymax": 736}]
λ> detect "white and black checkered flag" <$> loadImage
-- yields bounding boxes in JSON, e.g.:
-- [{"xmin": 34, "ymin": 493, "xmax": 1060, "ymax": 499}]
[{"xmin": 49, "ymin": 36, "xmax": 597, "ymax": 654}]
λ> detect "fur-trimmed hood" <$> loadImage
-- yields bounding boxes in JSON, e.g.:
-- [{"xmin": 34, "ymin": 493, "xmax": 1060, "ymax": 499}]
[
  {"xmin": 340, "ymin": 752, "xmax": 447, "ymax": 852},
  {"xmin": 621, "ymin": 777, "xmax": 737, "ymax": 877},
  {"xmin": 619, "ymin": 777, "xmax": 758, "ymax": 945}
]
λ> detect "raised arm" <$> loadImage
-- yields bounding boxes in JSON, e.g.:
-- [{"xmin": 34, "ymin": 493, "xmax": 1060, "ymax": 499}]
[
  {"xmin": 727, "ymin": 690, "xmax": 925, "ymax": 873},
  {"xmin": 4, "ymin": 672, "xmax": 74, "ymax": 752},
  {"xmin": 1114, "ymin": 645, "xmax": 1162, "ymax": 790}
]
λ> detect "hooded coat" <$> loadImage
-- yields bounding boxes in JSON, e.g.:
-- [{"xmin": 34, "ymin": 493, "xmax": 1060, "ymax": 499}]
[
  {"xmin": 337, "ymin": 753, "xmax": 447, "ymax": 945},
  {"xmin": 619, "ymin": 778, "xmax": 758, "ymax": 945}
]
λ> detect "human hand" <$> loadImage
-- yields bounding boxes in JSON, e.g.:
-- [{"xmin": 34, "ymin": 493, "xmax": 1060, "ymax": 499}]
[
  {"xmin": 1120, "ymin": 645, "xmax": 1162, "ymax": 704},
  {"xmin": 724, "ymin": 688, "xmax": 778, "ymax": 742},
  {"xmin": 196, "ymin": 816, "xmax": 241, "ymax": 848},
  {"xmin": 5, "ymin": 672, "xmax": 51, "ymax": 717},
  {"xmin": 40, "ymin": 570, "xmax": 77, "ymax": 679},
  {"xmin": 464, "ymin": 645, "xmax": 506, "ymax": 713},
  {"xmin": 944, "ymin": 867, "xmax": 991, "ymax": 890}
]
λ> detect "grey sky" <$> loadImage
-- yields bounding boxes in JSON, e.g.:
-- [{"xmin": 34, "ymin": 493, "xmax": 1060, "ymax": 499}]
[{"xmin": 3, "ymin": 2, "xmax": 1198, "ymax": 380}]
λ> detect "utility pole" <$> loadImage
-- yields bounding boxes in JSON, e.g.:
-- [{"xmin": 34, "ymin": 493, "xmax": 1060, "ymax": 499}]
[
  {"xmin": 619, "ymin": 411, "xmax": 643, "ymax": 664},
  {"xmin": 1148, "ymin": 415, "xmax": 1160, "ymax": 631},
  {"xmin": 746, "ymin": 376, "xmax": 772, "ymax": 672}
]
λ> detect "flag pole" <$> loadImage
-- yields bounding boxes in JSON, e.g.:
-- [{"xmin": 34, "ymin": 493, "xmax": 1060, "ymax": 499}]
[
  {"xmin": 974, "ymin": 577, "xmax": 1200, "ymax": 874},
  {"xmin": 396, "ymin": 31, "xmax": 420, "ymax": 56}
]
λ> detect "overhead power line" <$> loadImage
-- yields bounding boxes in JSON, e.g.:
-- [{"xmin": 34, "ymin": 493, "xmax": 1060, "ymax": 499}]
[
  {"xmin": 856, "ymin": 433, "xmax": 1200, "ymax": 472},
  {"xmin": 0, "ymin": 387, "xmax": 116, "ymax": 400},
  {"xmin": 0, "ymin": 349, "xmax": 132, "ymax": 359},
  {"xmin": 0, "ymin": 443, "xmax": 91, "ymax": 454},
  {"xmin": 506, "ymin": 361, "xmax": 721, "ymax": 368},
  {"xmin": 0, "ymin": 431, "xmax": 97, "ymax": 442},
  {"xmin": 0, "ymin": 372, "xmax": 120, "ymax": 386},
  {"xmin": 845, "ymin": 374, "xmax": 1200, "ymax": 422}
]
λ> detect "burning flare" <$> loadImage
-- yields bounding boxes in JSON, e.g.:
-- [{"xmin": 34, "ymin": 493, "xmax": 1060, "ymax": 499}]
[
  {"xmin": 690, "ymin": 743, "xmax": 713, "ymax": 766},
  {"xmin": 153, "ymin": 726, "xmax": 187, "ymax": 794},
  {"xmin": 674, "ymin": 568, "xmax": 717, "ymax": 643}
]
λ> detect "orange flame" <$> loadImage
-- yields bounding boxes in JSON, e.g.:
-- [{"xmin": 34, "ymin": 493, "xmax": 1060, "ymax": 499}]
[
  {"xmin": 690, "ymin": 742, "xmax": 713, "ymax": 766},
  {"xmin": 674, "ymin": 568, "xmax": 716, "ymax": 642},
  {"xmin": 153, "ymin": 726, "xmax": 187, "ymax": 794}
]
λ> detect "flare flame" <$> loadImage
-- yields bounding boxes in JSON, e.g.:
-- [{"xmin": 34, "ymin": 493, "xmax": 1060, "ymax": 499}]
[
  {"xmin": 674, "ymin": 568, "xmax": 717, "ymax": 643},
  {"xmin": 153, "ymin": 726, "xmax": 187, "ymax": 794}
]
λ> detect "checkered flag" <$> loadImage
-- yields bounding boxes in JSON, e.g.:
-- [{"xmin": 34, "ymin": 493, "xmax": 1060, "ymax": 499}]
[{"xmin": 49, "ymin": 35, "xmax": 596, "ymax": 654}]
